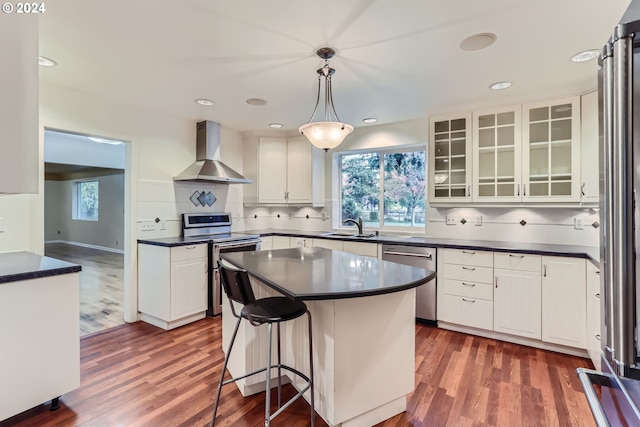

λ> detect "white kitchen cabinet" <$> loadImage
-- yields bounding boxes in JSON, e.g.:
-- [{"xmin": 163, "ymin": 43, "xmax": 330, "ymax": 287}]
[
  {"xmin": 244, "ymin": 136, "xmax": 325, "ymax": 206},
  {"xmin": 312, "ymin": 238, "xmax": 344, "ymax": 251},
  {"xmin": 343, "ymin": 241, "xmax": 377, "ymax": 257},
  {"xmin": 429, "ymin": 112, "xmax": 472, "ymax": 203},
  {"xmin": 493, "ymin": 253, "xmax": 542, "ymax": 339},
  {"xmin": 586, "ymin": 261, "xmax": 602, "ymax": 369},
  {"xmin": 0, "ymin": 271, "xmax": 80, "ymax": 421},
  {"xmin": 259, "ymin": 236, "xmax": 273, "ymax": 250},
  {"xmin": 438, "ymin": 248, "xmax": 494, "ymax": 329},
  {"xmin": 541, "ymin": 256, "xmax": 587, "ymax": 348},
  {"xmin": 472, "ymin": 105, "xmax": 522, "ymax": 202},
  {"xmin": 0, "ymin": 16, "xmax": 38, "ymax": 194},
  {"xmin": 271, "ymin": 236, "xmax": 294, "ymax": 249},
  {"xmin": 138, "ymin": 243, "xmax": 208, "ymax": 330},
  {"xmin": 522, "ymin": 97, "xmax": 581, "ymax": 202},
  {"xmin": 581, "ymin": 90, "xmax": 599, "ymax": 204}
]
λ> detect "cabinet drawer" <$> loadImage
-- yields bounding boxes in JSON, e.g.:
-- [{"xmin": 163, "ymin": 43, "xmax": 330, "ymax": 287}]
[
  {"xmin": 442, "ymin": 248, "xmax": 493, "ymax": 267},
  {"xmin": 443, "ymin": 263, "xmax": 493, "ymax": 284},
  {"xmin": 442, "ymin": 279, "xmax": 493, "ymax": 300},
  {"xmin": 440, "ymin": 294, "xmax": 493, "ymax": 330},
  {"xmin": 494, "ymin": 252, "xmax": 541, "ymax": 272},
  {"xmin": 171, "ymin": 244, "xmax": 208, "ymax": 262}
]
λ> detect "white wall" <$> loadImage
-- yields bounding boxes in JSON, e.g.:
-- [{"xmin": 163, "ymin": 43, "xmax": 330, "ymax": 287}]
[{"xmin": 45, "ymin": 173, "xmax": 125, "ymax": 251}]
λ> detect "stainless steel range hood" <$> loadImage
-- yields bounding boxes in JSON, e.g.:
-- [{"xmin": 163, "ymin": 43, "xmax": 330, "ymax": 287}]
[{"xmin": 173, "ymin": 121, "xmax": 251, "ymax": 184}]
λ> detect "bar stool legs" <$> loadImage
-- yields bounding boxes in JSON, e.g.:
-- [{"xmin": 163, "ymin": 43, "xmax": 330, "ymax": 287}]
[{"xmin": 210, "ymin": 311, "xmax": 315, "ymax": 427}]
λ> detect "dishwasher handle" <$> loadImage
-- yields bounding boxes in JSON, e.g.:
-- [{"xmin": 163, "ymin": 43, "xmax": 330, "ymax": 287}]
[{"xmin": 383, "ymin": 250, "xmax": 433, "ymax": 259}]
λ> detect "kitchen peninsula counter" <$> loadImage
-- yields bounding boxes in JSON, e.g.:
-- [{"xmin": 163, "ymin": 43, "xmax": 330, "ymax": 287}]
[
  {"xmin": 220, "ymin": 247, "xmax": 434, "ymax": 427},
  {"xmin": 0, "ymin": 251, "xmax": 81, "ymax": 284}
]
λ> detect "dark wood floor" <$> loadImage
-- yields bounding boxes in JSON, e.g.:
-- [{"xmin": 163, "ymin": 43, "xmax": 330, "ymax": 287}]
[
  {"xmin": 45, "ymin": 243, "xmax": 125, "ymax": 336},
  {"xmin": 0, "ymin": 318, "xmax": 596, "ymax": 427}
]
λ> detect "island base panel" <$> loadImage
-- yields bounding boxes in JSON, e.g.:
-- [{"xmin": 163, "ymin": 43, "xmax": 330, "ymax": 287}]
[{"xmin": 222, "ymin": 280, "xmax": 416, "ymax": 426}]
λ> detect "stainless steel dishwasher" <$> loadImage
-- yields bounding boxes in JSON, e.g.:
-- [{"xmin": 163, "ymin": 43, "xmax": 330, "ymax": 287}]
[{"xmin": 381, "ymin": 244, "xmax": 436, "ymax": 324}]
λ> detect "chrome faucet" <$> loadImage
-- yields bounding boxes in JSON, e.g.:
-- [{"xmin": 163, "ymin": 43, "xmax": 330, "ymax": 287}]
[{"xmin": 343, "ymin": 217, "xmax": 364, "ymax": 235}]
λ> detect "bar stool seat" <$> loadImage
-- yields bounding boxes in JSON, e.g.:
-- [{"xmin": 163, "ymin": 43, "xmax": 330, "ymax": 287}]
[{"xmin": 211, "ymin": 259, "xmax": 315, "ymax": 427}]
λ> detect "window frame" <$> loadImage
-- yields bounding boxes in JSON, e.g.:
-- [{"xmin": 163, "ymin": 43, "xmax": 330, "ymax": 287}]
[
  {"xmin": 334, "ymin": 144, "xmax": 427, "ymax": 233},
  {"xmin": 72, "ymin": 180, "xmax": 99, "ymax": 222}
]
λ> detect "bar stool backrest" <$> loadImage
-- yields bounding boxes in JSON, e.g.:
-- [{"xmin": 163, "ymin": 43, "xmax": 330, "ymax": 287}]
[{"xmin": 218, "ymin": 259, "xmax": 256, "ymax": 307}]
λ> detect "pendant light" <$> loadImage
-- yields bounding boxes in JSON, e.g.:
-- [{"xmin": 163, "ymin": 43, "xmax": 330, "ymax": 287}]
[{"xmin": 299, "ymin": 47, "xmax": 353, "ymax": 151}]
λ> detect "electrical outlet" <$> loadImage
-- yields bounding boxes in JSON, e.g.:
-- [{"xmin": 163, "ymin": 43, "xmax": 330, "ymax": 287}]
[
  {"xmin": 475, "ymin": 216, "xmax": 483, "ymax": 226},
  {"xmin": 574, "ymin": 217, "xmax": 584, "ymax": 230},
  {"xmin": 160, "ymin": 221, "xmax": 166, "ymax": 231},
  {"xmin": 141, "ymin": 222, "xmax": 155, "ymax": 231},
  {"xmin": 446, "ymin": 215, "xmax": 457, "ymax": 225}
]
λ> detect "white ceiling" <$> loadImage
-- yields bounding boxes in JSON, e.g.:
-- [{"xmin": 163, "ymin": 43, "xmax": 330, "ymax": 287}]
[{"xmin": 39, "ymin": 0, "xmax": 632, "ymax": 134}]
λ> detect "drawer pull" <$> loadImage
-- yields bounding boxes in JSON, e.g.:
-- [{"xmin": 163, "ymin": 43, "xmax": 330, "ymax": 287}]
[
  {"xmin": 595, "ymin": 270, "xmax": 601, "ymax": 275},
  {"xmin": 462, "ymin": 250, "xmax": 476, "ymax": 255},
  {"xmin": 509, "ymin": 254, "xmax": 525, "ymax": 258},
  {"xmin": 495, "ymin": 276, "xmax": 498, "ymax": 288},
  {"xmin": 462, "ymin": 282, "xmax": 476, "ymax": 287},
  {"xmin": 595, "ymin": 334, "xmax": 601, "ymax": 340},
  {"xmin": 462, "ymin": 266, "xmax": 476, "ymax": 271},
  {"xmin": 185, "ymin": 246, "xmax": 197, "ymax": 250},
  {"xmin": 462, "ymin": 298, "xmax": 476, "ymax": 303},
  {"xmin": 595, "ymin": 293, "xmax": 600, "ymax": 298}
]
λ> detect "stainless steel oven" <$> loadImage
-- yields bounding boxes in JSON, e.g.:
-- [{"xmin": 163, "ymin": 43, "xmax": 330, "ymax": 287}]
[{"xmin": 182, "ymin": 212, "xmax": 261, "ymax": 316}]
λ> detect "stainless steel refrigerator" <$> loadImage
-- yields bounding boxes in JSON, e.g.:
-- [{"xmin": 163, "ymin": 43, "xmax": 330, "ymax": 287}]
[{"xmin": 578, "ymin": 18, "xmax": 640, "ymax": 426}]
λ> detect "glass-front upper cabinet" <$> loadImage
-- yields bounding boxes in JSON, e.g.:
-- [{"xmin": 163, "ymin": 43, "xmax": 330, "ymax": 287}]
[
  {"xmin": 429, "ymin": 112, "xmax": 472, "ymax": 203},
  {"xmin": 522, "ymin": 97, "xmax": 581, "ymax": 202},
  {"xmin": 472, "ymin": 105, "xmax": 521, "ymax": 202}
]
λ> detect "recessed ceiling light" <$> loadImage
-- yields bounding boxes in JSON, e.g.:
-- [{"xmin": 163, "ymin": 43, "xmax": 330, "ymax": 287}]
[
  {"xmin": 195, "ymin": 98, "xmax": 214, "ymax": 106},
  {"xmin": 489, "ymin": 81, "xmax": 512, "ymax": 90},
  {"xmin": 246, "ymin": 98, "xmax": 267, "ymax": 106},
  {"xmin": 459, "ymin": 33, "xmax": 497, "ymax": 51},
  {"xmin": 570, "ymin": 49, "xmax": 600, "ymax": 63},
  {"xmin": 362, "ymin": 118, "xmax": 377, "ymax": 123},
  {"xmin": 269, "ymin": 123, "xmax": 283, "ymax": 128},
  {"xmin": 38, "ymin": 56, "xmax": 57, "ymax": 67}
]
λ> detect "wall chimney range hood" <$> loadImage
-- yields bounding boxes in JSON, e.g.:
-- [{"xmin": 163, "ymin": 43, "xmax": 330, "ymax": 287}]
[{"xmin": 173, "ymin": 121, "xmax": 251, "ymax": 184}]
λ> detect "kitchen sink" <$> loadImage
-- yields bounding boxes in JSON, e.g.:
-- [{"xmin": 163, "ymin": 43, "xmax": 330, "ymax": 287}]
[{"xmin": 320, "ymin": 232, "xmax": 376, "ymax": 238}]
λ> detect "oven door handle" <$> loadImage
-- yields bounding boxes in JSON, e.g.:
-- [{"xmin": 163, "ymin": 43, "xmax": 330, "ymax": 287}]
[{"xmin": 215, "ymin": 239, "xmax": 262, "ymax": 250}]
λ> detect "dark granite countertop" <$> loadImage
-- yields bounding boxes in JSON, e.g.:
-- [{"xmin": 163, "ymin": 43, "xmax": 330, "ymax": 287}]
[
  {"xmin": 221, "ymin": 247, "xmax": 436, "ymax": 300},
  {"xmin": 0, "ymin": 251, "xmax": 82, "ymax": 284},
  {"xmin": 138, "ymin": 228, "xmax": 599, "ymax": 266}
]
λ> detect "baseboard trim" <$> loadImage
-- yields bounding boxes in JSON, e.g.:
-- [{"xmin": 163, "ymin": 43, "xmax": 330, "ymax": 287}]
[{"xmin": 45, "ymin": 240, "xmax": 124, "ymax": 254}]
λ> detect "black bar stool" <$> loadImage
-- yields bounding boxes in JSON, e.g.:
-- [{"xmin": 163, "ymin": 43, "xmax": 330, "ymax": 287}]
[{"xmin": 211, "ymin": 259, "xmax": 315, "ymax": 427}]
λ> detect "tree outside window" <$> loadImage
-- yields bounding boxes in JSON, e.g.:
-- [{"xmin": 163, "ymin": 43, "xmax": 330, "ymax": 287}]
[
  {"xmin": 340, "ymin": 149, "xmax": 426, "ymax": 229},
  {"xmin": 75, "ymin": 181, "xmax": 99, "ymax": 221}
]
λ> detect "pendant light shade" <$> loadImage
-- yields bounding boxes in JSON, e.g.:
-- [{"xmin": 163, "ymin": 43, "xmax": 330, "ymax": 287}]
[{"xmin": 299, "ymin": 47, "xmax": 353, "ymax": 151}]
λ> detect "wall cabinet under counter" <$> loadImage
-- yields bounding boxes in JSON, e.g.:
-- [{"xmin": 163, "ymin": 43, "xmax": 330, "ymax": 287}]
[
  {"xmin": 243, "ymin": 136, "xmax": 325, "ymax": 206},
  {"xmin": 138, "ymin": 243, "xmax": 208, "ymax": 330},
  {"xmin": 437, "ymin": 248, "xmax": 589, "ymax": 357}
]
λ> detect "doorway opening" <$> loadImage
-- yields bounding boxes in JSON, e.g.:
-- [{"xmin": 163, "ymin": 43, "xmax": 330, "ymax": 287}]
[{"xmin": 43, "ymin": 129, "xmax": 127, "ymax": 336}]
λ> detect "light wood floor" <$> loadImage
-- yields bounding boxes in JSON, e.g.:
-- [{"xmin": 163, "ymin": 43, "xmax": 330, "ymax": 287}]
[
  {"xmin": 44, "ymin": 243, "xmax": 125, "ymax": 336},
  {"xmin": 0, "ymin": 318, "xmax": 597, "ymax": 427}
]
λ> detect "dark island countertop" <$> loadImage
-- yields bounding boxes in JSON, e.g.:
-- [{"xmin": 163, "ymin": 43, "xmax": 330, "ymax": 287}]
[
  {"xmin": 0, "ymin": 251, "xmax": 82, "ymax": 284},
  {"xmin": 221, "ymin": 246, "xmax": 436, "ymax": 301}
]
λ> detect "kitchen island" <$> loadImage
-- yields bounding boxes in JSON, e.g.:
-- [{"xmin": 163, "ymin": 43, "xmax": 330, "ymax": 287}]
[{"xmin": 221, "ymin": 247, "xmax": 435, "ymax": 427}]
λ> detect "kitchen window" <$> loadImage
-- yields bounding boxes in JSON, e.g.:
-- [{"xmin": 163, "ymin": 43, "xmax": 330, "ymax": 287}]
[
  {"xmin": 338, "ymin": 148, "xmax": 426, "ymax": 230},
  {"xmin": 73, "ymin": 181, "xmax": 99, "ymax": 221}
]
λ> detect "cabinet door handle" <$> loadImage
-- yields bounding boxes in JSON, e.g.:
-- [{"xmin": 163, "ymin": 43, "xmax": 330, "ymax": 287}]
[
  {"xmin": 468, "ymin": 185, "xmax": 471, "ymax": 197},
  {"xmin": 595, "ymin": 270, "xmax": 601, "ymax": 275},
  {"xmin": 595, "ymin": 334, "xmax": 601, "ymax": 340},
  {"xmin": 517, "ymin": 184, "xmax": 520, "ymax": 196},
  {"xmin": 595, "ymin": 293, "xmax": 600, "ymax": 298},
  {"xmin": 523, "ymin": 184, "xmax": 527, "ymax": 196},
  {"xmin": 462, "ymin": 282, "xmax": 476, "ymax": 287},
  {"xmin": 495, "ymin": 276, "xmax": 498, "ymax": 288},
  {"xmin": 462, "ymin": 266, "xmax": 476, "ymax": 271},
  {"xmin": 509, "ymin": 254, "xmax": 525, "ymax": 258},
  {"xmin": 462, "ymin": 250, "xmax": 476, "ymax": 255},
  {"xmin": 581, "ymin": 182, "xmax": 586, "ymax": 196},
  {"xmin": 543, "ymin": 264, "xmax": 547, "ymax": 277},
  {"xmin": 462, "ymin": 298, "xmax": 476, "ymax": 303}
]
